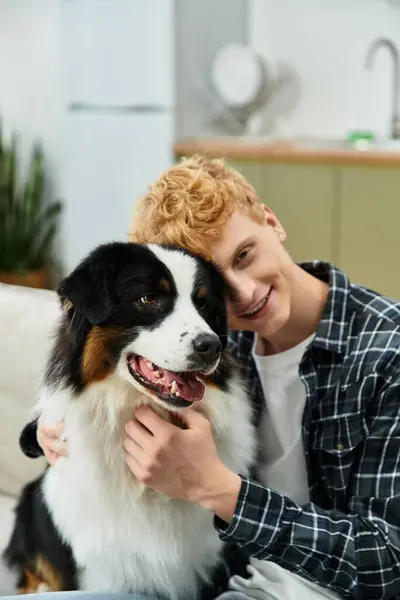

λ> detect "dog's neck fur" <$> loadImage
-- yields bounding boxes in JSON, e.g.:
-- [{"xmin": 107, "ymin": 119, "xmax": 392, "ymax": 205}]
[{"xmin": 37, "ymin": 367, "xmax": 254, "ymax": 490}]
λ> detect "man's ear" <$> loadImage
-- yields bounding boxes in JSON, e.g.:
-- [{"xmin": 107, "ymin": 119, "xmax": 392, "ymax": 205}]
[{"xmin": 57, "ymin": 261, "xmax": 113, "ymax": 325}]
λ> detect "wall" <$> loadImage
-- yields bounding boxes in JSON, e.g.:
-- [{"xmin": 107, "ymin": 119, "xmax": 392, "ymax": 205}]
[
  {"xmin": 175, "ymin": 0, "xmax": 248, "ymax": 139},
  {"xmin": 249, "ymin": 0, "xmax": 400, "ymax": 139},
  {"xmin": 0, "ymin": 1, "xmax": 62, "ymax": 196}
]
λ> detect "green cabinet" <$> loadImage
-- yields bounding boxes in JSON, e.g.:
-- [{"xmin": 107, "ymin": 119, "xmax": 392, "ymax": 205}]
[
  {"xmin": 264, "ymin": 164, "xmax": 337, "ymax": 264},
  {"xmin": 338, "ymin": 167, "xmax": 400, "ymax": 300},
  {"xmin": 228, "ymin": 161, "xmax": 268, "ymax": 201},
  {"xmin": 230, "ymin": 161, "xmax": 337, "ymax": 265}
]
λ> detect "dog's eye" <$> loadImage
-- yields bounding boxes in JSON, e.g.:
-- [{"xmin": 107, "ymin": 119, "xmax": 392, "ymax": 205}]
[{"xmin": 140, "ymin": 295, "xmax": 158, "ymax": 306}]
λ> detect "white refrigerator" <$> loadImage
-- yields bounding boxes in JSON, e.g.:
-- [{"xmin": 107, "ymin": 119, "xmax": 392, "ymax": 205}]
[{"xmin": 60, "ymin": 0, "xmax": 175, "ymax": 272}]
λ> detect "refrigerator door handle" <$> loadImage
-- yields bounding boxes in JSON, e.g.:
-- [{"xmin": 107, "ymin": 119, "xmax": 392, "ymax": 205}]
[{"xmin": 68, "ymin": 103, "xmax": 173, "ymax": 114}]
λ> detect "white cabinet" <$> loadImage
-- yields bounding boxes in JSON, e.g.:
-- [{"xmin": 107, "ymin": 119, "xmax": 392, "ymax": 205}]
[
  {"xmin": 62, "ymin": 0, "xmax": 174, "ymax": 107},
  {"xmin": 60, "ymin": 0, "xmax": 175, "ymax": 271},
  {"xmin": 62, "ymin": 111, "xmax": 173, "ymax": 270}
]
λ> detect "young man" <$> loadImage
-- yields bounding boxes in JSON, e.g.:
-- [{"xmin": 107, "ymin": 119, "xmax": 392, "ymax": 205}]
[{"xmin": 22, "ymin": 156, "xmax": 400, "ymax": 600}]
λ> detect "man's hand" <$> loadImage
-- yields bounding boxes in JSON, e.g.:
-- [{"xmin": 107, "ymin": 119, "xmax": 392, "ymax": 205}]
[
  {"xmin": 124, "ymin": 406, "xmax": 241, "ymax": 522},
  {"xmin": 37, "ymin": 421, "xmax": 68, "ymax": 465}
]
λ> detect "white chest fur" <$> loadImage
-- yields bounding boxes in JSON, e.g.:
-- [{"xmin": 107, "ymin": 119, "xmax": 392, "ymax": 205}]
[{"xmin": 39, "ymin": 375, "xmax": 255, "ymax": 600}]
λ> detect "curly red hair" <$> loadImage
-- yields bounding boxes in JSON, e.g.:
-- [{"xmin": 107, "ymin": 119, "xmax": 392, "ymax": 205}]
[{"xmin": 129, "ymin": 154, "xmax": 264, "ymax": 260}]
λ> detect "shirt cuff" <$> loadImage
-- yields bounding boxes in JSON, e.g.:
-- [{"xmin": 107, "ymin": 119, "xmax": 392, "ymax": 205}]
[{"xmin": 214, "ymin": 476, "xmax": 285, "ymax": 550}]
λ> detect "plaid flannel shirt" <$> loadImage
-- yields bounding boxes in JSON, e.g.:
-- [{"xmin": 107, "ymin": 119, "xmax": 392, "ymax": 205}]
[{"xmin": 218, "ymin": 262, "xmax": 400, "ymax": 600}]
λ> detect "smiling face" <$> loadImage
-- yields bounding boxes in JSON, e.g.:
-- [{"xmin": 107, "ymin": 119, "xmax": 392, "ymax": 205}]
[
  {"xmin": 56, "ymin": 242, "xmax": 228, "ymax": 410},
  {"xmin": 210, "ymin": 207, "xmax": 295, "ymax": 339},
  {"xmin": 129, "ymin": 156, "xmax": 328, "ymax": 354}
]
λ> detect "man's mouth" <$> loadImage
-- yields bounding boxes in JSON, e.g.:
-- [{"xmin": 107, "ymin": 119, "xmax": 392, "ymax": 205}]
[
  {"xmin": 239, "ymin": 288, "xmax": 273, "ymax": 319},
  {"xmin": 127, "ymin": 354, "xmax": 205, "ymax": 408}
]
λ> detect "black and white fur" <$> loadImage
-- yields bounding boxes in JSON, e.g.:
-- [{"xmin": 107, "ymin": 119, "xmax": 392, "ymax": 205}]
[{"xmin": 5, "ymin": 242, "xmax": 256, "ymax": 600}]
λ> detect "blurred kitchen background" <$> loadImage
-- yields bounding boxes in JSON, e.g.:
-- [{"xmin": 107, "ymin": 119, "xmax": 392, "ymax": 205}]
[{"xmin": 1, "ymin": 0, "xmax": 400, "ymax": 298}]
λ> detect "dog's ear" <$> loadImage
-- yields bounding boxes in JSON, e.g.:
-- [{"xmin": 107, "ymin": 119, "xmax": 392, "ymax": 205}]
[
  {"xmin": 58, "ymin": 261, "xmax": 113, "ymax": 325},
  {"xmin": 207, "ymin": 298, "xmax": 228, "ymax": 350},
  {"xmin": 212, "ymin": 299, "xmax": 228, "ymax": 350},
  {"xmin": 202, "ymin": 262, "xmax": 229, "ymax": 350}
]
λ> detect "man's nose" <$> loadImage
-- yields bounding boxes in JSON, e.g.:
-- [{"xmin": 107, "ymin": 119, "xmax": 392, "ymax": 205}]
[{"xmin": 228, "ymin": 274, "xmax": 256, "ymax": 309}]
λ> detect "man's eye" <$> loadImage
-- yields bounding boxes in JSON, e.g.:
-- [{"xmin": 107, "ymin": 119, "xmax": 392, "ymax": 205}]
[
  {"xmin": 235, "ymin": 249, "xmax": 249, "ymax": 266},
  {"xmin": 139, "ymin": 295, "xmax": 158, "ymax": 306}
]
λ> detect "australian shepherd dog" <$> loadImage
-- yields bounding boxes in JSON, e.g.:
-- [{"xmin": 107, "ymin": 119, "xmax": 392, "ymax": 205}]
[{"xmin": 4, "ymin": 242, "xmax": 256, "ymax": 600}]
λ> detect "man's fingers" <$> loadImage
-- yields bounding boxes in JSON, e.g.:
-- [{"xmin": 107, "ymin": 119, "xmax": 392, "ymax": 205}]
[
  {"xmin": 125, "ymin": 452, "xmax": 141, "ymax": 478},
  {"xmin": 125, "ymin": 419, "xmax": 152, "ymax": 448},
  {"xmin": 46, "ymin": 450, "xmax": 59, "ymax": 466},
  {"xmin": 124, "ymin": 433, "xmax": 144, "ymax": 456},
  {"xmin": 42, "ymin": 436, "xmax": 68, "ymax": 459},
  {"xmin": 124, "ymin": 443, "xmax": 150, "ymax": 482},
  {"xmin": 179, "ymin": 408, "xmax": 209, "ymax": 429},
  {"xmin": 41, "ymin": 421, "xmax": 65, "ymax": 439},
  {"xmin": 134, "ymin": 406, "xmax": 175, "ymax": 437},
  {"xmin": 54, "ymin": 440, "xmax": 68, "ymax": 457},
  {"xmin": 53, "ymin": 421, "xmax": 65, "ymax": 438}
]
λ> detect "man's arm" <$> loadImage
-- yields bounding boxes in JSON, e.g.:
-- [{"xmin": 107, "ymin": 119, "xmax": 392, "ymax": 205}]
[{"xmin": 207, "ymin": 378, "xmax": 400, "ymax": 600}]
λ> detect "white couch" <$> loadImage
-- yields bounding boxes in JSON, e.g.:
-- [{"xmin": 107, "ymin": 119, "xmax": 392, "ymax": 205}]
[{"xmin": 0, "ymin": 283, "xmax": 61, "ymax": 595}]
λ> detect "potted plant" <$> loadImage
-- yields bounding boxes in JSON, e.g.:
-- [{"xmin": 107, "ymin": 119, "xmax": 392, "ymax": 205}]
[{"xmin": 0, "ymin": 124, "xmax": 62, "ymax": 289}]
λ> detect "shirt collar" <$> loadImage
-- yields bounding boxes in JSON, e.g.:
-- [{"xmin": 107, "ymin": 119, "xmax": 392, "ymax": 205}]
[{"xmin": 299, "ymin": 261, "xmax": 351, "ymax": 356}]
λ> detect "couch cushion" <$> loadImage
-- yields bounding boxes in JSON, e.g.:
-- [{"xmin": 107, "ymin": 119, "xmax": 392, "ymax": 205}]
[
  {"xmin": 0, "ymin": 493, "xmax": 18, "ymax": 595},
  {"xmin": 0, "ymin": 283, "xmax": 61, "ymax": 497}
]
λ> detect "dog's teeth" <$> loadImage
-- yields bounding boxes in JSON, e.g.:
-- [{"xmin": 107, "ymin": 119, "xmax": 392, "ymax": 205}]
[
  {"xmin": 170, "ymin": 380, "xmax": 177, "ymax": 395},
  {"xmin": 146, "ymin": 361, "xmax": 154, "ymax": 370},
  {"xmin": 154, "ymin": 370, "xmax": 161, "ymax": 378},
  {"xmin": 175, "ymin": 390, "xmax": 180, "ymax": 397}
]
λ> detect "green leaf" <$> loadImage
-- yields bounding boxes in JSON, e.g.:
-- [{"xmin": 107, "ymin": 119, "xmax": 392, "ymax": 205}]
[{"xmin": 0, "ymin": 123, "xmax": 62, "ymax": 275}]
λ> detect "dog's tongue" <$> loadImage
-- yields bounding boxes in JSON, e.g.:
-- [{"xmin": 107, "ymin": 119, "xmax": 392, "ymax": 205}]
[{"xmin": 136, "ymin": 357, "xmax": 205, "ymax": 402}]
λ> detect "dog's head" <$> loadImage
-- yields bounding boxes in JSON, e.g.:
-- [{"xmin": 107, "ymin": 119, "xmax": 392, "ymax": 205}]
[{"xmin": 56, "ymin": 242, "xmax": 228, "ymax": 409}]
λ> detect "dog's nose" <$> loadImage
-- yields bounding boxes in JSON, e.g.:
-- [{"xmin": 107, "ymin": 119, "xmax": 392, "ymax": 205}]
[{"xmin": 192, "ymin": 334, "xmax": 222, "ymax": 362}]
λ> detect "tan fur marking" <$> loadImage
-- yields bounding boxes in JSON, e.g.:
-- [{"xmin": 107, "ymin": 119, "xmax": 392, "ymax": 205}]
[
  {"xmin": 81, "ymin": 326, "xmax": 122, "ymax": 385},
  {"xmin": 36, "ymin": 554, "xmax": 64, "ymax": 591},
  {"xmin": 62, "ymin": 299, "xmax": 74, "ymax": 313},
  {"xmin": 18, "ymin": 567, "xmax": 43, "ymax": 594},
  {"xmin": 197, "ymin": 286, "xmax": 208, "ymax": 298},
  {"xmin": 18, "ymin": 555, "xmax": 63, "ymax": 594},
  {"xmin": 159, "ymin": 278, "xmax": 171, "ymax": 291}
]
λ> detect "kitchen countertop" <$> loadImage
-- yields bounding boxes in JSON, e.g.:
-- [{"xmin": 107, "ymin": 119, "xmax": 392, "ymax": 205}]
[{"xmin": 173, "ymin": 137, "xmax": 400, "ymax": 167}]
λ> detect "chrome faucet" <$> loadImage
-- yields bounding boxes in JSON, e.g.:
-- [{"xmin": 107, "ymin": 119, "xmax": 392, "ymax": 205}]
[{"xmin": 365, "ymin": 37, "xmax": 400, "ymax": 139}]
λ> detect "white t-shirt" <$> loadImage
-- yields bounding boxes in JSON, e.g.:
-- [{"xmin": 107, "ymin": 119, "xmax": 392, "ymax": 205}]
[
  {"xmin": 252, "ymin": 334, "xmax": 315, "ymax": 506},
  {"xmin": 231, "ymin": 336, "xmax": 342, "ymax": 599}
]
